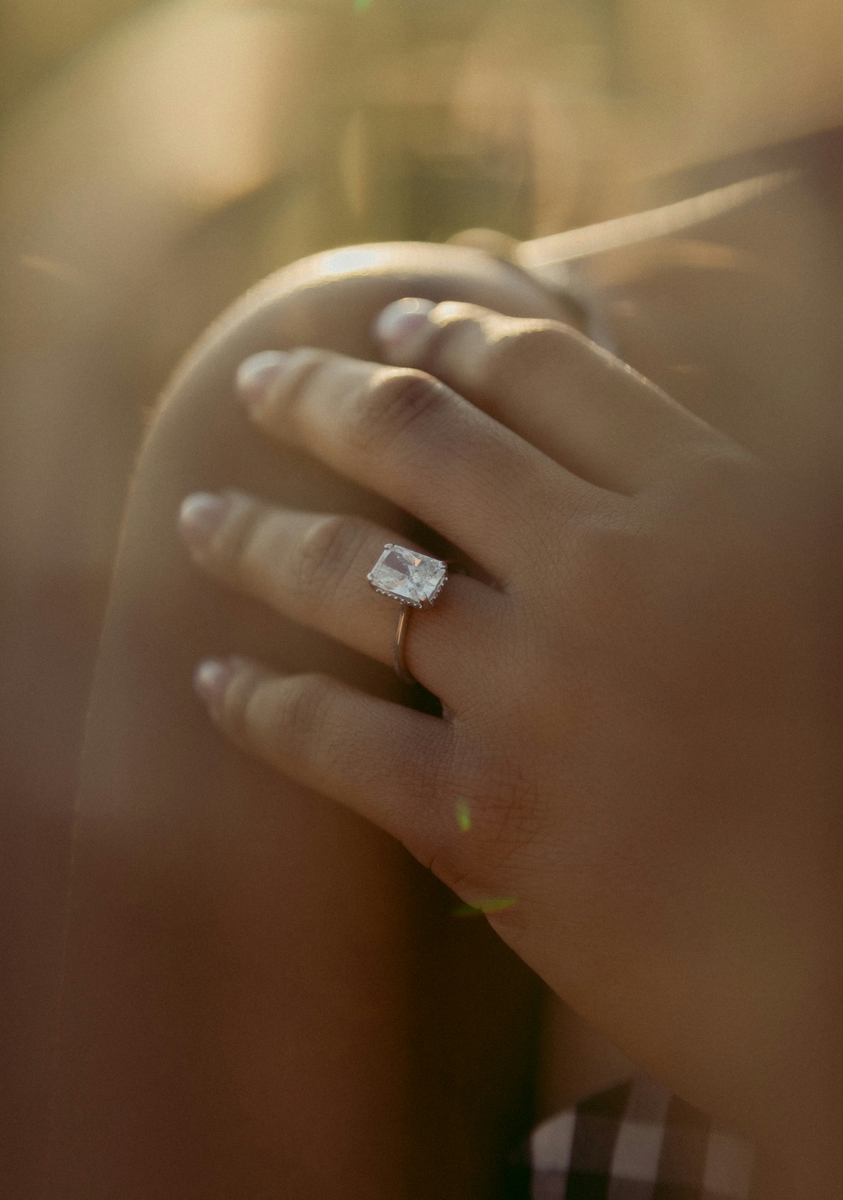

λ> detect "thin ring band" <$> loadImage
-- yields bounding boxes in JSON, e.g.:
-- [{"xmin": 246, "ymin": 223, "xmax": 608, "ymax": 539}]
[
  {"xmin": 367, "ymin": 543, "xmax": 449, "ymax": 685},
  {"xmin": 393, "ymin": 604, "xmax": 415, "ymax": 685}
]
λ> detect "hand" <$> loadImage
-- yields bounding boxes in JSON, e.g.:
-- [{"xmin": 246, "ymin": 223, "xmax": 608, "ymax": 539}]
[{"xmin": 178, "ymin": 298, "xmax": 843, "ymax": 1194}]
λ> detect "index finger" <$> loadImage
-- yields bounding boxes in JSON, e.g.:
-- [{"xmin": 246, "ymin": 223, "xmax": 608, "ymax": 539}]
[{"xmin": 376, "ymin": 300, "xmax": 738, "ymax": 494}]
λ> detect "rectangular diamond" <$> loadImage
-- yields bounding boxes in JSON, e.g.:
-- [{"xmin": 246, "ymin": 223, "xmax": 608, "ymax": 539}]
[{"xmin": 368, "ymin": 544, "xmax": 447, "ymax": 607}]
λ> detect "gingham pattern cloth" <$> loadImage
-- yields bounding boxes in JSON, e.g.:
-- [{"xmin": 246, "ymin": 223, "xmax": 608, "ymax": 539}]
[{"xmin": 530, "ymin": 1075, "xmax": 755, "ymax": 1200}]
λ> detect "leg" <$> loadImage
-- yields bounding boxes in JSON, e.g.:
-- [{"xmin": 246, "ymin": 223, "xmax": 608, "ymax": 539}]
[{"xmin": 45, "ymin": 246, "xmax": 566, "ymax": 1199}]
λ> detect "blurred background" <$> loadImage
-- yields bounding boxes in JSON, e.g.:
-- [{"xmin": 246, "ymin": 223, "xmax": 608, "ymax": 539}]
[{"xmin": 3, "ymin": 1, "xmax": 843, "ymax": 1194}]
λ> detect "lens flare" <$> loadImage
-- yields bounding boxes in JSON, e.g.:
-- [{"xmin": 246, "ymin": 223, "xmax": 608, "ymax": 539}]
[
  {"xmin": 456, "ymin": 797, "xmax": 472, "ymax": 833},
  {"xmin": 453, "ymin": 897, "xmax": 517, "ymax": 918}
]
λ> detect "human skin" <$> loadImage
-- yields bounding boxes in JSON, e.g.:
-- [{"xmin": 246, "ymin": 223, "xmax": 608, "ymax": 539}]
[
  {"xmin": 46, "ymin": 245, "xmax": 571, "ymax": 1200},
  {"xmin": 181, "ymin": 297, "xmax": 843, "ymax": 1200},
  {"xmin": 47, "ymin": 171, "xmax": 843, "ymax": 1194}
]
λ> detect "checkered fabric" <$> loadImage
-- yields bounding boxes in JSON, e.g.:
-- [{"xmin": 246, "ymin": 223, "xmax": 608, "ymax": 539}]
[{"xmin": 530, "ymin": 1075, "xmax": 755, "ymax": 1200}]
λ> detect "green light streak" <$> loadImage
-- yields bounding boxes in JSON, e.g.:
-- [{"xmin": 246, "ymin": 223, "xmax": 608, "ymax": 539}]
[
  {"xmin": 456, "ymin": 797, "xmax": 472, "ymax": 833},
  {"xmin": 453, "ymin": 897, "xmax": 517, "ymax": 918}
]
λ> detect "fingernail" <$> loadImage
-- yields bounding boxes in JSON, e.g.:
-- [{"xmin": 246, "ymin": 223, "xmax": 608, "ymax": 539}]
[
  {"xmin": 179, "ymin": 492, "xmax": 231, "ymax": 551},
  {"xmin": 193, "ymin": 657, "xmax": 236, "ymax": 709},
  {"xmin": 236, "ymin": 350, "xmax": 291, "ymax": 406},
  {"xmin": 374, "ymin": 298, "xmax": 436, "ymax": 348}
]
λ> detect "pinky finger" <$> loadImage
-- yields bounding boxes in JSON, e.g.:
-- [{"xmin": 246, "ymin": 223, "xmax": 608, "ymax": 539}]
[{"xmin": 194, "ymin": 656, "xmax": 452, "ymax": 861}]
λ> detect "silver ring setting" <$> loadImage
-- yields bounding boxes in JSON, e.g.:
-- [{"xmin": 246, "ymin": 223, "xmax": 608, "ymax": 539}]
[{"xmin": 367, "ymin": 544, "xmax": 449, "ymax": 684}]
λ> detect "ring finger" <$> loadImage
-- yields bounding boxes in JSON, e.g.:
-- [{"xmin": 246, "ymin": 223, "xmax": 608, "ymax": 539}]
[{"xmin": 178, "ymin": 488, "xmax": 500, "ymax": 700}]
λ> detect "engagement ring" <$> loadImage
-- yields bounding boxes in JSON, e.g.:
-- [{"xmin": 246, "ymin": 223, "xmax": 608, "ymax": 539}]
[{"xmin": 367, "ymin": 544, "xmax": 448, "ymax": 684}]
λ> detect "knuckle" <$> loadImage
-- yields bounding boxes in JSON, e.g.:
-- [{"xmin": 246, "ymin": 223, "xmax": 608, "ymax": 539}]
[
  {"xmin": 293, "ymin": 515, "xmax": 368, "ymax": 602},
  {"xmin": 480, "ymin": 322, "xmax": 576, "ymax": 387},
  {"xmin": 348, "ymin": 368, "xmax": 445, "ymax": 451}
]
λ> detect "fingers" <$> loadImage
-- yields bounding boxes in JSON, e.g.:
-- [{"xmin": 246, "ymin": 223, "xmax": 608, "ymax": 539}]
[
  {"xmin": 178, "ymin": 489, "xmax": 499, "ymax": 701},
  {"xmin": 374, "ymin": 298, "xmax": 738, "ymax": 494},
  {"xmin": 234, "ymin": 346, "xmax": 597, "ymax": 581},
  {"xmin": 192, "ymin": 656, "xmax": 453, "ymax": 863}
]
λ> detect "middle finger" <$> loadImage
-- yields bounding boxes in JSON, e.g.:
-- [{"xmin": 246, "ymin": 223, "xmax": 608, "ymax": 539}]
[{"xmin": 235, "ymin": 347, "xmax": 598, "ymax": 581}]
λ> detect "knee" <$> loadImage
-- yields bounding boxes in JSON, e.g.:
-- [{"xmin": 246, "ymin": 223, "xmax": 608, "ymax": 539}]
[{"xmin": 145, "ymin": 241, "xmax": 566, "ymax": 474}]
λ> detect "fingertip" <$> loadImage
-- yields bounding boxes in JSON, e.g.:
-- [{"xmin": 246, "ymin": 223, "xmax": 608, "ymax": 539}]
[
  {"xmin": 194, "ymin": 657, "xmax": 237, "ymax": 711},
  {"xmin": 373, "ymin": 297, "xmax": 436, "ymax": 361},
  {"xmin": 235, "ymin": 350, "xmax": 291, "ymax": 409},
  {"xmin": 194, "ymin": 654, "xmax": 273, "ymax": 723},
  {"xmin": 178, "ymin": 492, "xmax": 230, "ymax": 552}
]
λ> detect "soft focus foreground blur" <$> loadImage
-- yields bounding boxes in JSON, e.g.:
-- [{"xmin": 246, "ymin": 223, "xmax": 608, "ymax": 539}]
[{"xmin": 4, "ymin": 2, "xmax": 843, "ymax": 1196}]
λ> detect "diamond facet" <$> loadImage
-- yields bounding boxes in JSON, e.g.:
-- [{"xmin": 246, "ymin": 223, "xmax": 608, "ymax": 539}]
[{"xmin": 367, "ymin": 544, "xmax": 447, "ymax": 607}]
